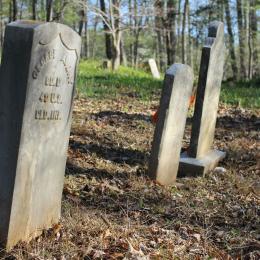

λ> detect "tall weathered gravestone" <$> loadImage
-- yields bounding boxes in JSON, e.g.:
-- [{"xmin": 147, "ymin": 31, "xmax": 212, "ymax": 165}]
[
  {"xmin": 0, "ymin": 21, "xmax": 81, "ymax": 249},
  {"xmin": 148, "ymin": 64, "xmax": 193, "ymax": 185},
  {"xmin": 148, "ymin": 58, "xmax": 160, "ymax": 79},
  {"xmin": 178, "ymin": 21, "xmax": 226, "ymax": 177}
]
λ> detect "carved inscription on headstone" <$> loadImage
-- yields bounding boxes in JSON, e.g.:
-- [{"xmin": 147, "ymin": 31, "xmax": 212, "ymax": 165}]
[
  {"xmin": 0, "ymin": 21, "xmax": 81, "ymax": 249},
  {"xmin": 30, "ymin": 36, "xmax": 77, "ymax": 123}
]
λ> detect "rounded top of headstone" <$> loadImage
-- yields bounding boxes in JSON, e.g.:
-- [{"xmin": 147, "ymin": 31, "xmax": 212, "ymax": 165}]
[
  {"xmin": 7, "ymin": 20, "xmax": 81, "ymax": 51},
  {"xmin": 8, "ymin": 20, "xmax": 44, "ymax": 29},
  {"xmin": 208, "ymin": 21, "xmax": 224, "ymax": 38},
  {"xmin": 166, "ymin": 63, "xmax": 193, "ymax": 78}
]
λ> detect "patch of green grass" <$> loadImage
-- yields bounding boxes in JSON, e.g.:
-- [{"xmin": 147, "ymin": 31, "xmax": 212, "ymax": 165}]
[
  {"xmin": 220, "ymin": 79, "xmax": 260, "ymax": 108},
  {"xmin": 77, "ymin": 60, "xmax": 162, "ymax": 100},
  {"xmin": 77, "ymin": 60, "xmax": 260, "ymax": 108}
]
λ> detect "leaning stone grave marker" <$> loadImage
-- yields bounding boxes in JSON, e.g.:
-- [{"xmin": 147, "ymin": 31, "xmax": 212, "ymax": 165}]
[
  {"xmin": 148, "ymin": 58, "xmax": 160, "ymax": 79},
  {"xmin": 148, "ymin": 64, "xmax": 194, "ymax": 185},
  {"xmin": 0, "ymin": 21, "xmax": 81, "ymax": 249},
  {"xmin": 178, "ymin": 21, "xmax": 226, "ymax": 177}
]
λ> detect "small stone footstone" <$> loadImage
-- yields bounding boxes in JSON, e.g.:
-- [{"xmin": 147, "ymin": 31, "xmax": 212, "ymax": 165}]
[
  {"xmin": 148, "ymin": 64, "xmax": 194, "ymax": 185},
  {"xmin": 178, "ymin": 21, "xmax": 226, "ymax": 177},
  {"xmin": 148, "ymin": 58, "xmax": 160, "ymax": 79},
  {"xmin": 179, "ymin": 150, "xmax": 226, "ymax": 177},
  {"xmin": 0, "ymin": 21, "xmax": 81, "ymax": 249},
  {"xmin": 103, "ymin": 60, "xmax": 112, "ymax": 69}
]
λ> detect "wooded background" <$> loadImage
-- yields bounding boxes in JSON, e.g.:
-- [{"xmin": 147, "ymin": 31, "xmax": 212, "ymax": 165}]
[{"xmin": 1, "ymin": 0, "xmax": 259, "ymax": 80}]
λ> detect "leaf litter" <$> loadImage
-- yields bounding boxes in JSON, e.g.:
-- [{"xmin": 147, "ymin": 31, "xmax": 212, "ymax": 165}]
[{"xmin": 4, "ymin": 97, "xmax": 260, "ymax": 259}]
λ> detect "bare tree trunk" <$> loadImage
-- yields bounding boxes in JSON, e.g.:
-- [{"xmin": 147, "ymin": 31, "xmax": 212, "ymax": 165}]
[
  {"xmin": 132, "ymin": 1, "xmax": 148, "ymax": 68},
  {"xmin": 181, "ymin": 0, "xmax": 188, "ymax": 64},
  {"xmin": 133, "ymin": 0, "xmax": 139, "ymax": 67},
  {"xmin": 91, "ymin": 2, "xmax": 99, "ymax": 58},
  {"xmin": 154, "ymin": 0, "xmax": 164, "ymax": 70},
  {"xmin": 84, "ymin": 7, "xmax": 89, "ymax": 59},
  {"xmin": 193, "ymin": 23, "xmax": 200, "ymax": 72},
  {"xmin": 92, "ymin": 24, "xmax": 98, "ymax": 58},
  {"xmin": 12, "ymin": 0, "xmax": 17, "ymax": 20},
  {"xmin": 0, "ymin": 0, "xmax": 3, "ymax": 49},
  {"xmin": 236, "ymin": 0, "xmax": 247, "ymax": 78},
  {"xmin": 224, "ymin": 0, "xmax": 238, "ymax": 80},
  {"xmin": 111, "ymin": 0, "xmax": 121, "ymax": 70},
  {"xmin": 187, "ymin": 0, "xmax": 192, "ymax": 66},
  {"xmin": 9, "ymin": 1, "xmax": 12, "ymax": 22},
  {"xmin": 78, "ymin": 5, "xmax": 88, "ymax": 59},
  {"xmin": 46, "ymin": 0, "xmax": 53, "ymax": 21},
  {"xmin": 248, "ymin": 26, "xmax": 253, "ymax": 79},
  {"xmin": 176, "ymin": 0, "xmax": 182, "ymax": 62},
  {"xmin": 166, "ymin": 0, "xmax": 176, "ymax": 66},
  {"xmin": 133, "ymin": 31, "xmax": 140, "ymax": 67},
  {"xmin": 250, "ymin": 0, "xmax": 259, "ymax": 77},
  {"xmin": 128, "ymin": 0, "xmax": 134, "ymax": 66},
  {"xmin": 59, "ymin": 0, "xmax": 65, "ymax": 22},
  {"xmin": 120, "ymin": 36, "xmax": 127, "ymax": 66},
  {"xmin": 19, "ymin": 0, "xmax": 24, "ymax": 19},
  {"xmin": 78, "ymin": 9, "xmax": 85, "ymax": 36},
  {"xmin": 32, "ymin": 0, "xmax": 37, "ymax": 20},
  {"xmin": 100, "ymin": 0, "xmax": 113, "ymax": 60},
  {"xmin": 40, "ymin": 0, "xmax": 44, "ymax": 20},
  {"xmin": 112, "ymin": 34, "xmax": 121, "ymax": 70},
  {"xmin": 244, "ymin": 0, "xmax": 249, "ymax": 41},
  {"xmin": 245, "ymin": 0, "xmax": 251, "ymax": 79}
]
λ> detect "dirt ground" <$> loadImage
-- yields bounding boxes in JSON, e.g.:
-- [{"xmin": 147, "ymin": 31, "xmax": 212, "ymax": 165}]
[{"xmin": 5, "ymin": 97, "xmax": 260, "ymax": 259}]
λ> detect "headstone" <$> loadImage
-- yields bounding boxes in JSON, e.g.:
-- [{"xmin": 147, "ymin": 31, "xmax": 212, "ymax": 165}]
[
  {"xmin": 148, "ymin": 58, "xmax": 160, "ymax": 79},
  {"xmin": 103, "ymin": 59, "xmax": 112, "ymax": 69},
  {"xmin": 178, "ymin": 21, "xmax": 226, "ymax": 177},
  {"xmin": 0, "ymin": 21, "xmax": 81, "ymax": 249},
  {"xmin": 148, "ymin": 64, "xmax": 194, "ymax": 185}
]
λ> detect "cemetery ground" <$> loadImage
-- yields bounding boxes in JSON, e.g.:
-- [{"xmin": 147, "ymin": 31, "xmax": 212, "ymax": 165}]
[{"xmin": 3, "ymin": 61, "xmax": 259, "ymax": 259}]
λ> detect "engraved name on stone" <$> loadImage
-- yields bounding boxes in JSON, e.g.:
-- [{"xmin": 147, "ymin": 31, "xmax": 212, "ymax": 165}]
[
  {"xmin": 0, "ymin": 21, "xmax": 81, "ymax": 250},
  {"xmin": 31, "ymin": 35, "xmax": 77, "ymax": 122}
]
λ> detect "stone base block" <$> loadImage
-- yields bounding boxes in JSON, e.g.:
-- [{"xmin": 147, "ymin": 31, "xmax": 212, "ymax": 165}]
[{"xmin": 178, "ymin": 149, "xmax": 226, "ymax": 177}]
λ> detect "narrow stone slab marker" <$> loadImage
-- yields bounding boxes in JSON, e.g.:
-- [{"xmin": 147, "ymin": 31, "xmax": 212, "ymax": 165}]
[
  {"xmin": 0, "ymin": 21, "xmax": 81, "ymax": 249},
  {"xmin": 148, "ymin": 58, "xmax": 160, "ymax": 79},
  {"xmin": 179, "ymin": 21, "xmax": 226, "ymax": 177},
  {"xmin": 148, "ymin": 64, "xmax": 193, "ymax": 185}
]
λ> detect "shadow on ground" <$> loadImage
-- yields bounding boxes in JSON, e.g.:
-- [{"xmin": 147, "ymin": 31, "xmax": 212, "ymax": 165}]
[
  {"xmin": 90, "ymin": 110, "xmax": 151, "ymax": 123},
  {"xmin": 69, "ymin": 140, "xmax": 148, "ymax": 167}
]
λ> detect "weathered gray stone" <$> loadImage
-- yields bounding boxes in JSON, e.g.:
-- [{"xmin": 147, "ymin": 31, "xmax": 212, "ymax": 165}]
[
  {"xmin": 179, "ymin": 21, "xmax": 225, "ymax": 177},
  {"xmin": 148, "ymin": 64, "xmax": 193, "ymax": 185},
  {"xmin": 179, "ymin": 150, "xmax": 226, "ymax": 177},
  {"xmin": 0, "ymin": 21, "xmax": 81, "ymax": 249},
  {"xmin": 148, "ymin": 58, "xmax": 160, "ymax": 79},
  {"xmin": 103, "ymin": 59, "xmax": 112, "ymax": 69},
  {"xmin": 189, "ymin": 21, "xmax": 225, "ymax": 158}
]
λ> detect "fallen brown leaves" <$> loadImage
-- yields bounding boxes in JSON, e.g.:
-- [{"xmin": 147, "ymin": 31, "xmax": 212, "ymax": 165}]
[{"xmin": 4, "ymin": 97, "xmax": 260, "ymax": 259}]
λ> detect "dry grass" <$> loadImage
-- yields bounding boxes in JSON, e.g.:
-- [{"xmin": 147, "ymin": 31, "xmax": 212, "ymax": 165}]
[{"xmin": 1, "ymin": 97, "xmax": 259, "ymax": 259}]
